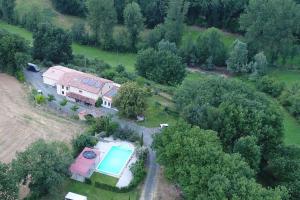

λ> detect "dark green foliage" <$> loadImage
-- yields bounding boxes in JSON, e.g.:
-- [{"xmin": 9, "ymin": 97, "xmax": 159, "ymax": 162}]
[
  {"xmin": 114, "ymin": 0, "xmax": 126, "ymax": 23},
  {"xmin": 152, "ymin": 121, "xmax": 287, "ymax": 200},
  {"xmin": 112, "ymin": 126, "xmax": 140, "ymax": 142},
  {"xmin": 0, "ymin": 30, "xmax": 30, "ymax": 77},
  {"xmin": 71, "ymin": 22, "xmax": 89, "ymax": 45},
  {"xmin": 88, "ymin": 116, "xmax": 119, "ymax": 136},
  {"xmin": 256, "ymin": 76, "xmax": 285, "ymax": 98},
  {"xmin": 113, "ymin": 27, "xmax": 131, "ymax": 52},
  {"xmin": 12, "ymin": 140, "xmax": 72, "ymax": 196},
  {"xmin": 87, "ymin": 0, "xmax": 117, "ymax": 49},
  {"xmin": 85, "ymin": 178, "xmax": 92, "ymax": 185},
  {"xmin": 233, "ymin": 136, "xmax": 261, "ymax": 173},
  {"xmin": 175, "ymin": 77, "xmax": 284, "ymax": 158},
  {"xmin": 0, "ymin": 0, "xmax": 16, "ymax": 23},
  {"xmin": 163, "ymin": 0, "xmax": 189, "ymax": 44},
  {"xmin": 124, "ymin": 2, "xmax": 144, "ymax": 50},
  {"xmin": 240, "ymin": 0, "xmax": 300, "ymax": 63},
  {"xmin": 0, "ymin": 162, "xmax": 18, "ymax": 200},
  {"xmin": 51, "ymin": 0, "xmax": 86, "ymax": 16},
  {"xmin": 33, "ymin": 23, "xmax": 72, "ymax": 64},
  {"xmin": 136, "ymin": 48, "xmax": 186, "ymax": 85},
  {"xmin": 114, "ymin": 82, "xmax": 147, "ymax": 118},
  {"xmin": 138, "ymin": 0, "xmax": 168, "ymax": 28},
  {"xmin": 95, "ymin": 98, "xmax": 103, "ymax": 107},
  {"xmin": 266, "ymin": 145, "xmax": 300, "ymax": 200},
  {"xmin": 226, "ymin": 39, "xmax": 249, "ymax": 73},
  {"xmin": 72, "ymin": 134, "xmax": 97, "ymax": 156},
  {"xmin": 280, "ymin": 84, "xmax": 300, "ymax": 120},
  {"xmin": 179, "ymin": 35, "xmax": 197, "ymax": 66},
  {"xmin": 195, "ymin": 28, "xmax": 227, "ymax": 68},
  {"xmin": 138, "ymin": 24, "xmax": 165, "ymax": 49}
]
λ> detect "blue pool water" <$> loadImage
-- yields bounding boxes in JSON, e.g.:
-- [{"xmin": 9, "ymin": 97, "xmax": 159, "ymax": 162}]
[{"xmin": 97, "ymin": 146, "xmax": 133, "ymax": 177}]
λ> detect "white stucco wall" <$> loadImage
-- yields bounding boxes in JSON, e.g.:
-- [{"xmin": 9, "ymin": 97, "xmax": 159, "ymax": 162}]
[{"xmin": 56, "ymin": 84, "xmax": 101, "ymax": 101}]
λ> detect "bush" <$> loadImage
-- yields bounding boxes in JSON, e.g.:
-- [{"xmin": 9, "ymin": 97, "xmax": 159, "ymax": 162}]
[
  {"xmin": 95, "ymin": 98, "xmax": 102, "ymax": 107},
  {"xmin": 16, "ymin": 70, "xmax": 25, "ymax": 82},
  {"xmin": 35, "ymin": 94, "xmax": 46, "ymax": 104},
  {"xmin": 47, "ymin": 94, "xmax": 55, "ymax": 102},
  {"xmin": 72, "ymin": 134, "xmax": 97, "ymax": 156},
  {"xmin": 280, "ymin": 84, "xmax": 300, "ymax": 120},
  {"xmin": 85, "ymin": 178, "xmax": 92, "ymax": 185},
  {"xmin": 113, "ymin": 27, "xmax": 130, "ymax": 52},
  {"xmin": 60, "ymin": 99, "xmax": 68, "ymax": 106},
  {"xmin": 256, "ymin": 76, "xmax": 285, "ymax": 98},
  {"xmin": 113, "ymin": 127, "xmax": 140, "ymax": 142}
]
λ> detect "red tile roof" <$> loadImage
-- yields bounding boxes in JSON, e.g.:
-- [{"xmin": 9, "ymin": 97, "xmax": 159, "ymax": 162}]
[{"xmin": 69, "ymin": 147, "xmax": 100, "ymax": 177}]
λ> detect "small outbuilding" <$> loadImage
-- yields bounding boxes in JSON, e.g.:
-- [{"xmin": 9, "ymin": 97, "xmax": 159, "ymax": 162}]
[
  {"xmin": 65, "ymin": 192, "xmax": 87, "ymax": 200},
  {"xmin": 69, "ymin": 147, "xmax": 100, "ymax": 182}
]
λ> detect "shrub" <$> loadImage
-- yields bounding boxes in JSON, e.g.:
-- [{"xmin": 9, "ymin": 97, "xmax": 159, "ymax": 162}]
[
  {"xmin": 35, "ymin": 94, "xmax": 46, "ymax": 104},
  {"xmin": 60, "ymin": 99, "xmax": 68, "ymax": 106},
  {"xmin": 95, "ymin": 98, "xmax": 103, "ymax": 107},
  {"xmin": 16, "ymin": 70, "xmax": 25, "ymax": 82},
  {"xmin": 71, "ymin": 105, "xmax": 79, "ymax": 112},
  {"xmin": 47, "ymin": 94, "xmax": 55, "ymax": 102},
  {"xmin": 113, "ymin": 127, "xmax": 140, "ymax": 142},
  {"xmin": 85, "ymin": 178, "xmax": 92, "ymax": 185},
  {"xmin": 256, "ymin": 76, "xmax": 285, "ymax": 98}
]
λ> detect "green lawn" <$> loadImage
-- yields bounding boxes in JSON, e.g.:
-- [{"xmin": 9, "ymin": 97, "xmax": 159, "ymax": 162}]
[
  {"xmin": 15, "ymin": 0, "xmax": 86, "ymax": 30},
  {"xmin": 270, "ymin": 69, "xmax": 300, "ymax": 88},
  {"xmin": 283, "ymin": 110, "xmax": 300, "ymax": 146},
  {"xmin": 90, "ymin": 173, "xmax": 118, "ymax": 186}
]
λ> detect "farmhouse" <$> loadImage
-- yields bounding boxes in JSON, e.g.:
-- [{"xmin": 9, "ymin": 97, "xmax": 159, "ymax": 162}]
[{"xmin": 42, "ymin": 66, "xmax": 120, "ymax": 108}]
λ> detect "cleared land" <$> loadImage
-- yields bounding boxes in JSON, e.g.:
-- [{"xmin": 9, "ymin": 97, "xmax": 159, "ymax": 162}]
[{"xmin": 0, "ymin": 74, "xmax": 84, "ymax": 163}]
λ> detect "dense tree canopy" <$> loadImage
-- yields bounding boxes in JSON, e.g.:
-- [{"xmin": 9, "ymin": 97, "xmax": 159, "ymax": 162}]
[
  {"xmin": 0, "ymin": 30, "xmax": 30, "ymax": 78},
  {"xmin": 175, "ymin": 77, "xmax": 284, "ymax": 158},
  {"xmin": 87, "ymin": 0, "xmax": 117, "ymax": 49},
  {"xmin": 0, "ymin": 0, "xmax": 16, "ymax": 23},
  {"xmin": 240, "ymin": 0, "xmax": 300, "ymax": 63},
  {"xmin": 226, "ymin": 39, "xmax": 249, "ymax": 73},
  {"xmin": 0, "ymin": 163, "xmax": 18, "ymax": 200},
  {"xmin": 124, "ymin": 2, "xmax": 144, "ymax": 50},
  {"xmin": 51, "ymin": 0, "xmax": 86, "ymax": 16},
  {"xmin": 136, "ymin": 47, "xmax": 186, "ymax": 85},
  {"xmin": 33, "ymin": 23, "xmax": 72, "ymax": 64},
  {"xmin": 12, "ymin": 140, "xmax": 72, "ymax": 197},
  {"xmin": 152, "ymin": 121, "xmax": 287, "ymax": 200},
  {"xmin": 113, "ymin": 82, "xmax": 147, "ymax": 118},
  {"xmin": 163, "ymin": 0, "xmax": 189, "ymax": 44}
]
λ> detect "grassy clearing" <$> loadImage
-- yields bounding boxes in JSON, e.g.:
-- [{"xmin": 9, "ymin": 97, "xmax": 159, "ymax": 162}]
[
  {"xmin": 42, "ymin": 179, "xmax": 138, "ymax": 200},
  {"xmin": 269, "ymin": 68, "xmax": 300, "ymax": 88},
  {"xmin": 283, "ymin": 110, "xmax": 300, "ymax": 146},
  {"xmin": 90, "ymin": 173, "xmax": 118, "ymax": 186},
  {"xmin": 15, "ymin": 0, "xmax": 86, "ymax": 30},
  {"xmin": 0, "ymin": 21, "xmax": 33, "ymax": 42}
]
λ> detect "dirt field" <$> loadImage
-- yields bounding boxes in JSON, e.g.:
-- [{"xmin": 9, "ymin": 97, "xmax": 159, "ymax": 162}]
[
  {"xmin": 0, "ymin": 74, "xmax": 84, "ymax": 163},
  {"xmin": 154, "ymin": 168, "xmax": 181, "ymax": 200}
]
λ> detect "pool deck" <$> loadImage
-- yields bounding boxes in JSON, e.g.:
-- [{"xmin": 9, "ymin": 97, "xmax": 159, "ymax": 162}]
[{"xmin": 94, "ymin": 137, "xmax": 136, "ymax": 188}]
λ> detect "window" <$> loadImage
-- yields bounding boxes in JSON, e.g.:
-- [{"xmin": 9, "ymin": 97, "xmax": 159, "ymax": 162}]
[
  {"xmin": 108, "ymin": 102, "xmax": 111, "ymax": 107},
  {"xmin": 62, "ymin": 85, "xmax": 64, "ymax": 89},
  {"xmin": 62, "ymin": 91, "xmax": 64, "ymax": 95},
  {"xmin": 66, "ymin": 87, "xmax": 69, "ymax": 90},
  {"xmin": 79, "ymin": 90, "xmax": 82, "ymax": 93}
]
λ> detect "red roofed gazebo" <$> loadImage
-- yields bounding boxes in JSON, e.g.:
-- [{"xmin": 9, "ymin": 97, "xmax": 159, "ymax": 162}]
[{"xmin": 69, "ymin": 147, "xmax": 100, "ymax": 182}]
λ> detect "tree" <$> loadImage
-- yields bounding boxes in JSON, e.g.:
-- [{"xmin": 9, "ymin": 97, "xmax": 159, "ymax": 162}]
[
  {"xmin": 266, "ymin": 145, "xmax": 300, "ymax": 200},
  {"xmin": 136, "ymin": 48, "xmax": 186, "ymax": 85},
  {"xmin": 0, "ymin": 0, "xmax": 16, "ymax": 23},
  {"xmin": 138, "ymin": 0, "xmax": 168, "ymax": 28},
  {"xmin": 0, "ymin": 31, "xmax": 30, "ymax": 76},
  {"xmin": 123, "ymin": 2, "xmax": 144, "ymax": 50},
  {"xmin": 179, "ymin": 34, "xmax": 197, "ymax": 66},
  {"xmin": 51, "ymin": 0, "xmax": 86, "ymax": 16},
  {"xmin": 72, "ymin": 134, "xmax": 97, "ymax": 156},
  {"xmin": 113, "ymin": 82, "xmax": 147, "ymax": 118},
  {"xmin": 226, "ymin": 39, "xmax": 249, "ymax": 73},
  {"xmin": 113, "ymin": 26, "xmax": 131, "ymax": 52},
  {"xmin": 163, "ymin": 0, "xmax": 189, "ymax": 44},
  {"xmin": 240, "ymin": 0, "xmax": 300, "ymax": 63},
  {"xmin": 174, "ymin": 77, "xmax": 284, "ymax": 159},
  {"xmin": 12, "ymin": 140, "xmax": 72, "ymax": 196},
  {"xmin": 195, "ymin": 28, "xmax": 227, "ymax": 68},
  {"xmin": 87, "ymin": 0, "xmax": 117, "ymax": 49},
  {"xmin": 71, "ymin": 22, "xmax": 88, "ymax": 44},
  {"xmin": 33, "ymin": 23, "xmax": 72, "ymax": 64},
  {"xmin": 233, "ymin": 136, "xmax": 262, "ymax": 173},
  {"xmin": 152, "ymin": 121, "xmax": 287, "ymax": 200},
  {"xmin": 251, "ymin": 52, "xmax": 268, "ymax": 76},
  {"xmin": 0, "ymin": 163, "xmax": 18, "ymax": 200}
]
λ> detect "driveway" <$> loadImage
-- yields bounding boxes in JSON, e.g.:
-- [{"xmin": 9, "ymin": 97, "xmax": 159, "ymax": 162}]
[{"xmin": 25, "ymin": 69, "xmax": 161, "ymax": 200}]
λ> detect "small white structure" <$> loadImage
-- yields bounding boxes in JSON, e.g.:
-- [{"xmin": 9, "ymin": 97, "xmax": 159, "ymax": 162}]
[
  {"xmin": 42, "ymin": 66, "xmax": 120, "ymax": 108},
  {"xmin": 65, "ymin": 192, "xmax": 87, "ymax": 200}
]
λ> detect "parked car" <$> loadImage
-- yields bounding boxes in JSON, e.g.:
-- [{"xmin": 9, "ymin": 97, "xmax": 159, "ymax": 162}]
[
  {"xmin": 27, "ymin": 63, "xmax": 40, "ymax": 72},
  {"xmin": 160, "ymin": 124, "xmax": 169, "ymax": 129}
]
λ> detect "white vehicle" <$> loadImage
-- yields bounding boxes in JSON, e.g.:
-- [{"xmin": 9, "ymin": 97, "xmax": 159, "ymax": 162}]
[{"xmin": 160, "ymin": 124, "xmax": 169, "ymax": 129}]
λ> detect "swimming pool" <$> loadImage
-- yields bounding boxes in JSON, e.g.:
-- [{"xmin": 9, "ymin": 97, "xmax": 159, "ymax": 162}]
[{"xmin": 97, "ymin": 146, "xmax": 134, "ymax": 177}]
